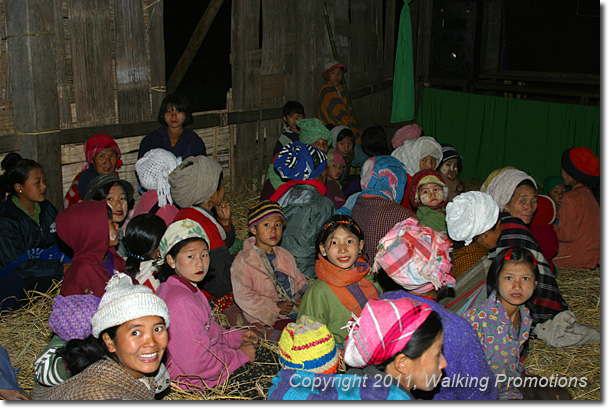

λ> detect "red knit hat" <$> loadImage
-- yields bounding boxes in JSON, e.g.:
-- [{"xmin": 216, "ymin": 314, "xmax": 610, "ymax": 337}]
[
  {"xmin": 408, "ymin": 169, "xmax": 448, "ymax": 210},
  {"xmin": 561, "ymin": 147, "xmax": 599, "ymax": 186}
]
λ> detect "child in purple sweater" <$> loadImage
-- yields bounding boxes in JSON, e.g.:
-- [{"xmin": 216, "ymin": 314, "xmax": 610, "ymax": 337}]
[{"xmin": 156, "ymin": 219, "xmax": 259, "ymax": 391}]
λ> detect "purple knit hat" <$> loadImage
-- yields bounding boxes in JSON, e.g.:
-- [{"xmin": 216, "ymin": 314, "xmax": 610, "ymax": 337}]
[{"xmin": 48, "ymin": 294, "xmax": 101, "ymax": 340}]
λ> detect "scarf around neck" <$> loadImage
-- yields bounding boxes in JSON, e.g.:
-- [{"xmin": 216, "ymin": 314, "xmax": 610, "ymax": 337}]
[{"xmin": 315, "ymin": 256, "xmax": 379, "ymax": 316}]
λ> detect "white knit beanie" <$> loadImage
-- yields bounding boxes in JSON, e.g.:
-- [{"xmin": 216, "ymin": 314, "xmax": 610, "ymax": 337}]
[
  {"xmin": 446, "ymin": 191, "xmax": 499, "ymax": 246},
  {"xmin": 135, "ymin": 148, "xmax": 182, "ymax": 208},
  {"xmin": 91, "ymin": 273, "xmax": 170, "ymax": 338},
  {"xmin": 483, "ymin": 168, "xmax": 537, "ymax": 211},
  {"xmin": 391, "ymin": 136, "xmax": 443, "ymax": 176}
]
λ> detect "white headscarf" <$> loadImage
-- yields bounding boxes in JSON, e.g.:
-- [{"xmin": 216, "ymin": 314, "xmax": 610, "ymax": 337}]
[
  {"xmin": 483, "ymin": 168, "xmax": 537, "ymax": 211},
  {"xmin": 391, "ymin": 136, "xmax": 443, "ymax": 176},
  {"xmin": 446, "ymin": 191, "xmax": 499, "ymax": 246},
  {"xmin": 135, "ymin": 149, "xmax": 182, "ymax": 208}
]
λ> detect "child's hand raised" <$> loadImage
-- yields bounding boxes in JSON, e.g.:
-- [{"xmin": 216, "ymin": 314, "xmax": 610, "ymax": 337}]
[{"xmin": 277, "ymin": 301, "xmax": 294, "ymax": 315}]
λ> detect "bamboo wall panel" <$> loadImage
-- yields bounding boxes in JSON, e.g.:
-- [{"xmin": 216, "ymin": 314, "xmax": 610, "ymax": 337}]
[{"xmin": 114, "ymin": 0, "xmax": 151, "ymax": 123}]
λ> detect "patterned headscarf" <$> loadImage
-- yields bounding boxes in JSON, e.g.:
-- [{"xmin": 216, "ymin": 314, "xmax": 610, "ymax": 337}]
[
  {"xmin": 297, "ymin": 118, "xmax": 333, "ymax": 147},
  {"xmin": 482, "ymin": 167, "xmax": 537, "ymax": 211},
  {"xmin": 336, "ymin": 156, "xmax": 408, "ymax": 216},
  {"xmin": 446, "ymin": 191, "xmax": 499, "ymax": 246},
  {"xmin": 344, "ymin": 298, "xmax": 432, "ymax": 368},
  {"xmin": 274, "ymin": 141, "xmax": 327, "ymax": 181},
  {"xmin": 84, "ymin": 134, "xmax": 123, "ymax": 169},
  {"xmin": 391, "ymin": 136, "xmax": 442, "ymax": 176},
  {"xmin": 159, "ymin": 218, "xmax": 210, "ymax": 260},
  {"xmin": 136, "ymin": 149, "xmax": 182, "ymax": 208},
  {"xmin": 373, "ymin": 217, "xmax": 455, "ymax": 294}
]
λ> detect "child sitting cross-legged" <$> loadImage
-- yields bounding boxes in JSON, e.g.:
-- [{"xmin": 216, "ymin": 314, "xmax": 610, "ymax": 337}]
[
  {"xmin": 230, "ymin": 200, "xmax": 309, "ymax": 341},
  {"xmin": 408, "ymin": 169, "xmax": 449, "ymax": 234}
]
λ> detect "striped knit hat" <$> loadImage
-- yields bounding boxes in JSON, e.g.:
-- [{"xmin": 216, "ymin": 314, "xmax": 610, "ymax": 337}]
[
  {"xmin": 248, "ymin": 200, "xmax": 285, "ymax": 230},
  {"xmin": 344, "ymin": 298, "xmax": 432, "ymax": 368},
  {"xmin": 278, "ymin": 315, "xmax": 340, "ymax": 374}
]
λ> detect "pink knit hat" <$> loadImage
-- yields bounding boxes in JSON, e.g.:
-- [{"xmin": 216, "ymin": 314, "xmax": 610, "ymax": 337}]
[
  {"xmin": 327, "ymin": 150, "xmax": 346, "ymax": 167},
  {"xmin": 391, "ymin": 124, "xmax": 422, "ymax": 149},
  {"xmin": 373, "ymin": 217, "xmax": 454, "ymax": 294},
  {"xmin": 344, "ymin": 298, "xmax": 432, "ymax": 368}
]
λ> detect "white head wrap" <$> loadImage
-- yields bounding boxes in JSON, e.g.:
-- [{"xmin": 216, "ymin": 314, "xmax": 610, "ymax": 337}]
[
  {"xmin": 446, "ymin": 191, "xmax": 499, "ymax": 246},
  {"xmin": 483, "ymin": 168, "xmax": 537, "ymax": 211},
  {"xmin": 91, "ymin": 273, "xmax": 170, "ymax": 338},
  {"xmin": 391, "ymin": 136, "xmax": 443, "ymax": 176},
  {"xmin": 135, "ymin": 149, "xmax": 182, "ymax": 208}
]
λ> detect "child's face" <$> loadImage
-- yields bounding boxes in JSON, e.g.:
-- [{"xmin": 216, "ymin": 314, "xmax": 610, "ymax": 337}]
[
  {"xmin": 284, "ymin": 113, "xmax": 303, "ymax": 133},
  {"xmin": 319, "ymin": 226, "xmax": 363, "ymax": 270},
  {"xmin": 167, "ymin": 239, "xmax": 210, "ymax": 284},
  {"xmin": 439, "ymin": 158, "xmax": 459, "ymax": 181},
  {"xmin": 505, "ymin": 185, "xmax": 537, "ymax": 225},
  {"xmin": 106, "ymin": 183, "xmax": 128, "ymax": 224},
  {"xmin": 419, "ymin": 156, "xmax": 437, "ymax": 171},
  {"xmin": 418, "ymin": 183, "xmax": 444, "ymax": 207},
  {"xmin": 164, "ymin": 104, "xmax": 186, "ymax": 129},
  {"xmin": 496, "ymin": 261, "xmax": 538, "ymax": 310},
  {"xmin": 399, "ymin": 331, "xmax": 447, "ymax": 392},
  {"xmin": 336, "ymin": 136, "xmax": 354, "ymax": 158},
  {"xmin": 328, "ymin": 68, "xmax": 344, "ymax": 86},
  {"xmin": 108, "ymin": 219, "xmax": 119, "ymax": 247},
  {"xmin": 327, "ymin": 163, "xmax": 344, "ymax": 181},
  {"xmin": 250, "ymin": 215, "xmax": 284, "ymax": 253},
  {"xmin": 548, "ymin": 183, "xmax": 567, "ymax": 207},
  {"xmin": 312, "ymin": 138, "xmax": 329, "ymax": 153}
]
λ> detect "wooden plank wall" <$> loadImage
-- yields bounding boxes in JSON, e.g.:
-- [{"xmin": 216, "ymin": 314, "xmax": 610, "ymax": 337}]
[
  {"xmin": 231, "ymin": 0, "xmax": 397, "ymax": 185},
  {"xmin": 0, "ymin": 0, "xmax": 165, "ymax": 210}
]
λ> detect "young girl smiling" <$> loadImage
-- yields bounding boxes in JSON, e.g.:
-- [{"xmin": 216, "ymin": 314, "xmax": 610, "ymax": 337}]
[
  {"xmin": 156, "ymin": 219, "xmax": 258, "ymax": 391},
  {"xmin": 297, "ymin": 215, "xmax": 380, "ymax": 348}
]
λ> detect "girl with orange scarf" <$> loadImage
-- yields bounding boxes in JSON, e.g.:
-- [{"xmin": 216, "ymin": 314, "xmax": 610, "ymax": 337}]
[{"xmin": 297, "ymin": 215, "xmax": 380, "ymax": 349}]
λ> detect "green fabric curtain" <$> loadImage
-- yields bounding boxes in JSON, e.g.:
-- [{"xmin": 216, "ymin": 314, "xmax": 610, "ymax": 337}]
[
  {"xmin": 390, "ymin": 0, "xmax": 415, "ymax": 123},
  {"xmin": 417, "ymin": 88, "xmax": 600, "ymax": 184}
]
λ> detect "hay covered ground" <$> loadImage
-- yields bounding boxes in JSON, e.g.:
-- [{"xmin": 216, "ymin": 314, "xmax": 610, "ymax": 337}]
[{"xmin": 0, "ymin": 181, "xmax": 601, "ymax": 400}]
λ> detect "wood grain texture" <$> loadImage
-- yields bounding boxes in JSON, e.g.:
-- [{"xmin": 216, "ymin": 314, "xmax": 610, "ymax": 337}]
[
  {"xmin": 67, "ymin": 0, "xmax": 115, "ymax": 126},
  {"xmin": 144, "ymin": 0, "xmax": 165, "ymax": 117},
  {"xmin": 114, "ymin": 0, "xmax": 151, "ymax": 123}
]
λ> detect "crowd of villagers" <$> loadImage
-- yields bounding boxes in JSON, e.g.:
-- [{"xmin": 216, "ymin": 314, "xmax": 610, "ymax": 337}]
[{"xmin": 0, "ymin": 59, "xmax": 599, "ymax": 401}]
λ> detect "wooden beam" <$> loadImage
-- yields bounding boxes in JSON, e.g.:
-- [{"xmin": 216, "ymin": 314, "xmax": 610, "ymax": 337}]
[
  {"xmin": 166, "ymin": 0, "xmax": 225, "ymax": 93},
  {"xmin": 146, "ymin": 0, "xmax": 166, "ymax": 117}
]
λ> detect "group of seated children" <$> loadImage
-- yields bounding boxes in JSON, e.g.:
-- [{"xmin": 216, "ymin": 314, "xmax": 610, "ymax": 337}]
[{"xmin": 0, "ymin": 69, "xmax": 599, "ymax": 401}]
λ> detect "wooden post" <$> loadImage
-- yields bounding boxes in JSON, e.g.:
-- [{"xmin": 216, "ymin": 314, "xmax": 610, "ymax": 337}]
[
  {"xmin": 5, "ymin": 0, "xmax": 63, "ymax": 210},
  {"xmin": 146, "ymin": 0, "xmax": 166, "ymax": 117},
  {"xmin": 166, "ymin": 0, "xmax": 225, "ymax": 93}
]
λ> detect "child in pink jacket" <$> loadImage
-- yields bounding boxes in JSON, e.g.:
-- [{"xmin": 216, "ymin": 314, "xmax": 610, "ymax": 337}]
[
  {"xmin": 231, "ymin": 201, "xmax": 309, "ymax": 340},
  {"xmin": 156, "ymin": 219, "xmax": 259, "ymax": 391}
]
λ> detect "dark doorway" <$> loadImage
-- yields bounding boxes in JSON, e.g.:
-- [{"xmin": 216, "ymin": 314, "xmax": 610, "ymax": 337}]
[{"xmin": 163, "ymin": 0, "xmax": 233, "ymax": 112}]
